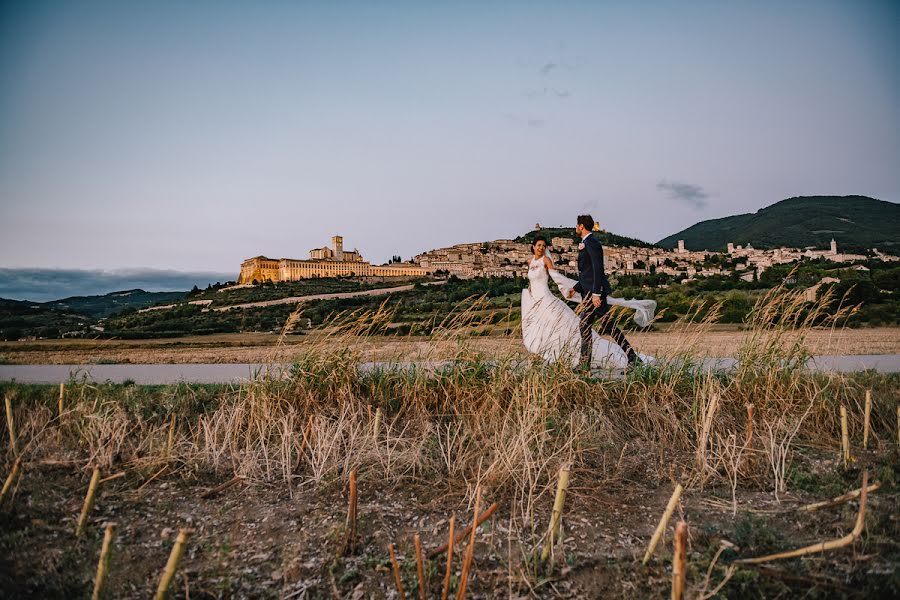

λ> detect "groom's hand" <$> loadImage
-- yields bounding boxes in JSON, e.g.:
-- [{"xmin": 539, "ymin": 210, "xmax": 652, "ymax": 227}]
[
  {"xmin": 566, "ymin": 288, "xmax": 575, "ymax": 299},
  {"xmin": 591, "ymin": 294, "xmax": 602, "ymax": 308}
]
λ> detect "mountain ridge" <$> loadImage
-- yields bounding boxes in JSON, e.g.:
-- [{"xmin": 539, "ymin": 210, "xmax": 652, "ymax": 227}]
[{"xmin": 657, "ymin": 195, "xmax": 899, "ymax": 253}]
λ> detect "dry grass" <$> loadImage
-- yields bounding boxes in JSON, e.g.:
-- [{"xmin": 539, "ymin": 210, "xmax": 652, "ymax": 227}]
[{"xmin": 1, "ymin": 285, "xmax": 898, "ymax": 598}]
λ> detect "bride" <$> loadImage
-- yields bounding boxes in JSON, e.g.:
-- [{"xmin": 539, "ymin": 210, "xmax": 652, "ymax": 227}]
[{"xmin": 521, "ymin": 236, "xmax": 655, "ymax": 369}]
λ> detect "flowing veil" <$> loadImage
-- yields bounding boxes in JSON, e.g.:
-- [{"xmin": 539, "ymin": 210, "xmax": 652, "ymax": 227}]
[{"xmin": 543, "ymin": 249, "xmax": 657, "ymax": 327}]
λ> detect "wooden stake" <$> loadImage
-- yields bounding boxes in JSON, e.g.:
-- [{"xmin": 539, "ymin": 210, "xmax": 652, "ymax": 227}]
[
  {"xmin": 373, "ymin": 407, "xmax": 382, "ymax": 440},
  {"xmin": 59, "ymin": 383, "xmax": 65, "ymax": 418},
  {"xmin": 165, "ymin": 413, "xmax": 176, "ymax": 459},
  {"xmin": 897, "ymin": 406, "xmax": 900, "ymax": 448},
  {"xmin": 344, "ymin": 469, "xmax": 358, "ymax": 554},
  {"xmin": 388, "ymin": 543, "xmax": 406, "ymax": 600},
  {"xmin": 541, "ymin": 464, "xmax": 571, "ymax": 563},
  {"xmin": 672, "ymin": 521, "xmax": 687, "ymax": 600},
  {"xmin": 5, "ymin": 392, "xmax": 17, "ymax": 456},
  {"xmin": 643, "ymin": 483, "xmax": 684, "ymax": 564},
  {"xmin": 154, "ymin": 528, "xmax": 191, "ymax": 600},
  {"xmin": 455, "ymin": 485, "xmax": 482, "ymax": 600},
  {"xmin": 840, "ymin": 405, "xmax": 850, "ymax": 468},
  {"xmin": 862, "ymin": 390, "xmax": 872, "ymax": 450},
  {"xmin": 414, "ymin": 533, "xmax": 426, "ymax": 600},
  {"xmin": 745, "ymin": 404, "xmax": 755, "ymax": 447},
  {"xmin": 0, "ymin": 457, "xmax": 22, "ymax": 505},
  {"xmin": 76, "ymin": 467, "xmax": 101, "ymax": 537},
  {"xmin": 738, "ymin": 472, "xmax": 870, "ymax": 564},
  {"xmin": 92, "ymin": 522, "xmax": 116, "ymax": 600},
  {"xmin": 428, "ymin": 503, "xmax": 498, "ymax": 559},
  {"xmin": 799, "ymin": 481, "xmax": 880, "ymax": 512},
  {"xmin": 441, "ymin": 513, "xmax": 456, "ymax": 600}
]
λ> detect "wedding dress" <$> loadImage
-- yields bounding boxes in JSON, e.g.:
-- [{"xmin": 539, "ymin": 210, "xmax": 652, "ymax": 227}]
[{"xmin": 521, "ymin": 255, "xmax": 655, "ymax": 369}]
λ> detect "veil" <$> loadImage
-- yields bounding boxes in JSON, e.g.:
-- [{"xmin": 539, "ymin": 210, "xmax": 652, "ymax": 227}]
[{"xmin": 543, "ymin": 248, "xmax": 657, "ymax": 327}]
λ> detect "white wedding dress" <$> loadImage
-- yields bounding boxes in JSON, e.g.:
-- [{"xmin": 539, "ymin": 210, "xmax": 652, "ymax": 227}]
[{"xmin": 521, "ymin": 256, "xmax": 655, "ymax": 369}]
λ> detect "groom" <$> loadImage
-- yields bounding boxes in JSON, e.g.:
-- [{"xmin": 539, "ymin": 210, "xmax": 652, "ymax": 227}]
[{"xmin": 567, "ymin": 214, "xmax": 638, "ymax": 370}]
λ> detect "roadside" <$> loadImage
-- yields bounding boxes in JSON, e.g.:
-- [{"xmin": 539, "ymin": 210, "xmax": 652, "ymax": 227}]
[{"xmin": 1, "ymin": 326, "xmax": 897, "ymax": 365}]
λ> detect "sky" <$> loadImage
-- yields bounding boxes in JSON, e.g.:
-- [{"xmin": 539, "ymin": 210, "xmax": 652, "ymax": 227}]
[{"xmin": 1, "ymin": 0, "xmax": 899, "ymax": 297}]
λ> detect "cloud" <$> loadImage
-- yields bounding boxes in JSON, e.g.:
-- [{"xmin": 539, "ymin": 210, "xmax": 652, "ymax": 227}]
[
  {"xmin": 524, "ymin": 87, "xmax": 570, "ymax": 99},
  {"xmin": 656, "ymin": 179, "xmax": 710, "ymax": 209},
  {"xmin": 540, "ymin": 62, "xmax": 557, "ymax": 76},
  {"xmin": 0, "ymin": 268, "xmax": 236, "ymax": 302},
  {"xmin": 505, "ymin": 114, "xmax": 546, "ymax": 128}
]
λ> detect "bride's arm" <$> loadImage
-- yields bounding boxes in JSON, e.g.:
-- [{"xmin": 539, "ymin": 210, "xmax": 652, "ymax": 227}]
[{"xmin": 542, "ymin": 256, "xmax": 553, "ymax": 272}]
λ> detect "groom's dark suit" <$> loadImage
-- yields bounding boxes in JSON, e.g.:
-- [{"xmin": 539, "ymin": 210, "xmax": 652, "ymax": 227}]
[{"xmin": 573, "ymin": 233, "xmax": 637, "ymax": 368}]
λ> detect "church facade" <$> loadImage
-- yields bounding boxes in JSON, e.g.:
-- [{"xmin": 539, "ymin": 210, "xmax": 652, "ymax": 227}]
[{"xmin": 238, "ymin": 236, "xmax": 430, "ymax": 283}]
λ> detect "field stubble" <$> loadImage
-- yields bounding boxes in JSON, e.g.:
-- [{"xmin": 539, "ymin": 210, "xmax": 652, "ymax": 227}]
[{"xmin": 1, "ymin": 287, "xmax": 898, "ymax": 598}]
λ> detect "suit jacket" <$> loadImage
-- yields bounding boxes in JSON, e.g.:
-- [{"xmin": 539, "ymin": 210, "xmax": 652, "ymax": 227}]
[{"xmin": 573, "ymin": 233, "xmax": 612, "ymax": 297}]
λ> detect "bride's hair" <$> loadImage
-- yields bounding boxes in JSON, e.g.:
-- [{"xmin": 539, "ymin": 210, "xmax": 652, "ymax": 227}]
[{"xmin": 531, "ymin": 235, "xmax": 548, "ymax": 250}]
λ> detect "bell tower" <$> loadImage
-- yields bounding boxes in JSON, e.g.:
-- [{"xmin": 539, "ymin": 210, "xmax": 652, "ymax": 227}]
[{"xmin": 332, "ymin": 235, "xmax": 344, "ymax": 261}]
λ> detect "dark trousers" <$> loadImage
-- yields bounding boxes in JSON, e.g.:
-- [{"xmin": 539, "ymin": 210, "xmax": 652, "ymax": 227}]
[{"xmin": 578, "ymin": 293, "xmax": 637, "ymax": 368}]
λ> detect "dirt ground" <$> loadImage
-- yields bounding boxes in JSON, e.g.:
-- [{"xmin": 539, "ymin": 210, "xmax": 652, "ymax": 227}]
[
  {"xmin": 1, "ymin": 327, "xmax": 898, "ymax": 365},
  {"xmin": 2, "ymin": 449, "xmax": 897, "ymax": 599}
]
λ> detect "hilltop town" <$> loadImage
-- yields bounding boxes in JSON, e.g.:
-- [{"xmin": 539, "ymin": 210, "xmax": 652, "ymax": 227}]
[
  {"xmin": 238, "ymin": 227, "xmax": 898, "ymax": 291},
  {"xmin": 413, "ymin": 224, "xmax": 898, "ymax": 283}
]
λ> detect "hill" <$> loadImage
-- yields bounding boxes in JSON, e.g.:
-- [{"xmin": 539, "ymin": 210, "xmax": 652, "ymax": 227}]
[
  {"xmin": 0, "ymin": 289, "xmax": 187, "ymax": 340},
  {"xmin": 516, "ymin": 227, "xmax": 658, "ymax": 249},
  {"xmin": 657, "ymin": 196, "xmax": 900, "ymax": 253}
]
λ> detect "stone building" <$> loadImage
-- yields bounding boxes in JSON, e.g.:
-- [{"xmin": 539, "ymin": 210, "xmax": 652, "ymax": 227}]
[{"xmin": 239, "ymin": 235, "xmax": 430, "ymax": 283}]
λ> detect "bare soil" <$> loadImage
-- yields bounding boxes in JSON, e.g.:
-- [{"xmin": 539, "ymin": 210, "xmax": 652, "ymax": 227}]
[
  {"xmin": 2, "ymin": 327, "xmax": 897, "ymax": 365},
  {"xmin": 2, "ymin": 449, "xmax": 897, "ymax": 599}
]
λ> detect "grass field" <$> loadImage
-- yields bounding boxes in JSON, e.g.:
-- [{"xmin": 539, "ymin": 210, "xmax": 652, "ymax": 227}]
[{"xmin": 1, "ymin": 286, "xmax": 898, "ymax": 598}]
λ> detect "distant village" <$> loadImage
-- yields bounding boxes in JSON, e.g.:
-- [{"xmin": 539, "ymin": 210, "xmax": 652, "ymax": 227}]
[
  {"xmin": 238, "ymin": 227, "xmax": 898, "ymax": 291},
  {"xmin": 413, "ymin": 223, "xmax": 899, "ymax": 285}
]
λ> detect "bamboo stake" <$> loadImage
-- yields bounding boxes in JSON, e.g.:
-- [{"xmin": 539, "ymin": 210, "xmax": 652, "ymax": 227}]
[
  {"xmin": 672, "ymin": 521, "xmax": 687, "ymax": 600},
  {"xmin": 428, "ymin": 503, "xmax": 498, "ymax": 559},
  {"xmin": 455, "ymin": 485, "xmax": 482, "ymax": 600},
  {"xmin": 59, "ymin": 383, "xmax": 65, "ymax": 418},
  {"xmin": 200, "ymin": 476, "xmax": 243, "ymax": 499},
  {"xmin": 373, "ymin": 407, "xmax": 382, "ymax": 440},
  {"xmin": 541, "ymin": 464, "xmax": 571, "ymax": 563},
  {"xmin": 745, "ymin": 404, "xmax": 755, "ymax": 447},
  {"xmin": 91, "ymin": 522, "xmax": 116, "ymax": 600},
  {"xmin": 165, "ymin": 413, "xmax": 176, "ymax": 459},
  {"xmin": 862, "ymin": 390, "xmax": 871, "ymax": 450},
  {"xmin": 344, "ymin": 469, "xmax": 358, "ymax": 554},
  {"xmin": 154, "ymin": 528, "xmax": 191, "ymax": 600},
  {"xmin": 388, "ymin": 543, "xmax": 406, "ymax": 600},
  {"xmin": 696, "ymin": 393, "xmax": 719, "ymax": 467},
  {"xmin": 76, "ymin": 467, "xmax": 101, "ymax": 537},
  {"xmin": 798, "ymin": 481, "xmax": 880, "ymax": 512},
  {"xmin": 0, "ymin": 457, "xmax": 22, "ymax": 505},
  {"xmin": 643, "ymin": 483, "xmax": 684, "ymax": 564},
  {"xmin": 5, "ymin": 392, "xmax": 17, "ymax": 456},
  {"xmin": 99, "ymin": 471, "xmax": 126, "ymax": 484},
  {"xmin": 441, "ymin": 513, "xmax": 456, "ymax": 600},
  {"xmin": 414, "ymin": 533, "xmax": 426, "ymax": 600},
  {"xmin": 737, "ymin": 471, "xmax": 870, "ymax": 564},
  {"xmin": 840, "ymin": 405, "xmax": 850, "ymax": 468}
]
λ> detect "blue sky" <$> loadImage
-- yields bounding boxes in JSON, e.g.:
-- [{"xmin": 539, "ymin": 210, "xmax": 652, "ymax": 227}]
[{"xmin": 1, "ymin": 0, "xmax": 898, "ymax": 283}]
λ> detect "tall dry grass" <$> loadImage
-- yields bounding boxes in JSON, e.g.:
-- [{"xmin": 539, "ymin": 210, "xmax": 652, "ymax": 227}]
[{"xmin": 1, "ymin": 283, "xmax": 893, "ymax": 521}]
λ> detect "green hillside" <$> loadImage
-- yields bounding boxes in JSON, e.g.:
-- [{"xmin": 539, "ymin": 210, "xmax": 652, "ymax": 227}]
[
  {"xmin": 517, "ymin": 227, "xmax": 657, "ymax": 248},
  {"xmin": 657, "ymin": 196, "xmax": 900, "ymax": 253}
]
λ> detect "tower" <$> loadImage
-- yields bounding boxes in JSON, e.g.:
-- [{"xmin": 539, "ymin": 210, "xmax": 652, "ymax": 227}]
[
  {"xmin": 830, "ymin": 239, "xmax": 837, "ymax": 255},
  {"xmin": 726, "ymin": 242, "xmax": 734, "ymax": 254},
  {"xmin": 332, "ymin": 235, "xmax": 344, "ymax": 261},
  {"xmin": 677, "ymin": 239, "xmax": 685, "ymax": 253}
]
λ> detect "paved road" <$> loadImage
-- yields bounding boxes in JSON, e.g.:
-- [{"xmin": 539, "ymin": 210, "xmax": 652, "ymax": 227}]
[{"xmin": 1, "ymin": 355, "xmax": 898, "ymax": 385}]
